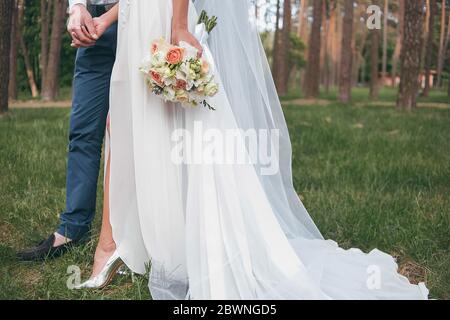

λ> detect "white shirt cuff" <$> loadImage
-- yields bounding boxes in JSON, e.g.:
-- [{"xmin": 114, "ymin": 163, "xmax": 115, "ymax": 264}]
[{"xmin": 69, "ymin": 0, "xmax": 87, "ymax": 10}]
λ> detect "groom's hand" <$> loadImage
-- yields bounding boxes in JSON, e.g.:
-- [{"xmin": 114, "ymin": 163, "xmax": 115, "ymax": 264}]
[{"xmin": 68, "ymin": 4, "xmax": 98, "ymax": 48}]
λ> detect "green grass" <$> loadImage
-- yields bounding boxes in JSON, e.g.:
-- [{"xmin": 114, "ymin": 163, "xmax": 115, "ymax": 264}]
[
  {"xmin": 0, "ymin": 109, "xmax": 149, "ymax": 300},
  {"xmin": 281, "ymin": 86, "xmax": 450, "ymax": 104},
  {"xmin": 0, "ymin": 100, "xmax": 449, "ymax": 299},
  {"xmin": 16, "ymin": 87, "xmax": 73, "ymax": 102},
  {"xmin": 16, "ymin": 85, "xmax": 449, "ymax": 105}
]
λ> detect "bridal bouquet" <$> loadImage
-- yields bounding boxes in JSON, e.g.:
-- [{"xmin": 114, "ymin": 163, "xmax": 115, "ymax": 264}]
[{"xmin": 140, "ymin": 11, "xmax": 219, "ymax": 110}]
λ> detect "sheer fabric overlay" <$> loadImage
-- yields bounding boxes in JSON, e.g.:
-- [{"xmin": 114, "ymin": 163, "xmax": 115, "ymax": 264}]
[{"xmin": 107, "ymin": 0, "xmax": 428, "ymax": 300}]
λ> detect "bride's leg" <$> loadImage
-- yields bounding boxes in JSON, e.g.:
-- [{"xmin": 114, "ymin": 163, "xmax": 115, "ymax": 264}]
[{"xmin": 90, "ymin": 116, "xmax": 116, "ymax": 278}]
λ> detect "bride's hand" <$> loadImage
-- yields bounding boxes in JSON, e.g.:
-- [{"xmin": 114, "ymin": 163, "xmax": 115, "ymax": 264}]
[
  {"xmin": 171, "ymin": 28, "xmax": 203, "ymax": 58},
  {"xmin": 93, "ymin": 16, "xmax": 110, "ymax": 39}
]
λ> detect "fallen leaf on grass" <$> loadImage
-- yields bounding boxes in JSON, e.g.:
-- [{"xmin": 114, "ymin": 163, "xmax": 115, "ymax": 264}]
[
  {"xmin": 398, "ymin": 260, "xmax": 428, "ymax": 285},
  {"xmin": 388, "ymin": 130, "xmax": 400, "ymax": 136}
]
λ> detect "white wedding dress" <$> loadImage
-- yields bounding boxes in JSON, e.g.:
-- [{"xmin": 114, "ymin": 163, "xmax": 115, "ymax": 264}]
[{"xmin": 107, "ymin": 0, "xmax": 428, "ymax": 300}]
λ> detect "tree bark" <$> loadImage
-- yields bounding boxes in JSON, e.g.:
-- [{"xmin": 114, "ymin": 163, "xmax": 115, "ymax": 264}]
[
  {"xmin": 18, "ymin": 0, "xmax": 39, "ymax": 98},
  {"xmin": 397, "ymin": 0, "xmax": 425, "ymax": 110},
  {"xmin": 391, "ymin": 0, "xmax": 405, "ymax": 87},
  {"xmin": 326, "ymin": 1, "xmax": 337, "ymax": 89},
  {"xmin": 334, "ymin": 1, "xmax": 343, "ymax": 86},
  {"xmin": 276, "ymin": 0, "xmax": 292, "ymax": 95},
  {"xmin": 320, "ymin": 0, "xmax": 328, "ymax": 88},
  {"xmin": 40, "ymin": 0, "xmax": 51, "ymax": 91},
  {"xmin": 298, "ymin": 0, "xmax": 309, "ymax": 45},
  {"xmin": 436, "ymin": 0, "xmax": 447, "ymax": 87},
  {"xmin": 444, "ymin": 12, "xmax": 450, "ymax": 94},
  {"xmin": 382, "ymin": 0, "xmax": 389, "ymax": 79},
  {"xmin": 370, "ymin": 27, "xmax": 381, "ymax": 100},
  {"xmin": 0, "ymin": 0, "xmax": 14, "ymax": 114},
  {"xmin": 421, "ymin": 0, "xmax": 431, "ymax": 68},
  {"xmin": 41, "ymin": 0, "xmax": 68, "ymax": 101},
  {"xmin": 19, "ymin": 36, "xmax": 40, "ymax": 98},
  {"xmin": 339, "ymin": 0, "xmax": 354, "ymax": 103},
  {"xmin": 423, "ymin": 0, "xmax": 436, "ymax": 97},
  {"xmin": 448, "ymin": 72, "xmax": 450, "ymax": 97},
  {"xmin": 272, "ymin": 0, "xmax": 281, "ymax": 87},
  {"xmin": 352, "ymin": 4, "xmax": 367, "ymax": 87},
  {"xmin": 303, "ymin": 0, "xmax": 323, "ymax": 98},
  {"xmin": 8, "ymin": 0, "xmax": 19, "ymax": 100}
]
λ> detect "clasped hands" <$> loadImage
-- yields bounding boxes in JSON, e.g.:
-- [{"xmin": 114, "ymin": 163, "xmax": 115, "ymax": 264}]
[
  {"xmin": 67, "ymin": 4, "xmax": 109, "ymax": 48},
  {"xmin": 68, "ymin": 3, "xmax": 203, "ymax": 58}
]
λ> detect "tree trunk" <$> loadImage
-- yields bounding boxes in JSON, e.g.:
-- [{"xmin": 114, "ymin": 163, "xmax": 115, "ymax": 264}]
[
  {"xmin": 326, "ymin": 1, "xmax": 337, "ymax": 90},
  {"xmin": 352, "ymin": 4, "xmax": 367, "ymax": 87},
  {"xmin": 370, "ymin": 27, "xmax": 381, "ymax": 100},
  {"xmin": 443, "ymin": 12, "xmax": 450, "ymax": 93},
  {"xmin": 40, "ymin": 0, "xmax": 50, "ymax": 91},
  {"xmin": 272, "ymin": 0, "xmax": 281, "ymax": 88},
  {"xmin": 334, "ymin": 1, "xmax": 343, "ymax": 86},
  {"xmin": 382, "ymin": 0, "xmax": 389, "ymax": 80},
  {"xmin": 18, "ymin": 0, "xmax": 39, "ymax": 98},
  {"xmin": 298, "ymin": 0, "xmax": 309, "ymax": 45},
  {"xmin": 41, "ymin": 0, "xmax": 68, "ymax": 101},
  {"xmin": 448, "ymin": 73, "xmax": 450, "ymax": 97},
  {"xmin": 320, "ymin": 0, "xmax": 328, "ymax": 88},
  {"xmin": 19, "ymin": 36, "xmax": 40, "ymax": 98},
  {"xmin": 397, "ymin": 0, "xmax": 425, "ymax": 110},
  {"xmin": 8, "ymin": 0, "xmax": 19, "ymax": 100},
  {"xmin": 339, "ymin": 0, "xmax": 354, "ymax": 103},
  {"xmin": 303, "ymin": 0, "xmax": 323, "ymax": 98},
  {"xmin": 0, "ymin": 0, "xmax": 14, "ymax": 114},
  {"xmin": 421, "ymin": 0, "xmax": 431, "ymax": 69},
  {"xmin": 276, "ymin": 0, "xmax": 292, "ymax": 95},
  {"xmin": 423, "ymin": 0, "xmax": 436, "ymax": 97},
  {"xmin": 391, "ymin": 0, "xmax": 405, "ymax": 87},
  {"xmin": 436, "ymin": 0, "xmax": 447, "ymax": 87},
  {"xmin": 298, "ymin": 0, "xmax": 309, "ymax": 88}
]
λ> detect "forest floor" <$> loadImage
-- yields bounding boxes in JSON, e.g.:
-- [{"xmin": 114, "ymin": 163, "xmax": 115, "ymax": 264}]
[{"xmin": 1, "ymin": 88, "xmax": 449, "ymax": 299}]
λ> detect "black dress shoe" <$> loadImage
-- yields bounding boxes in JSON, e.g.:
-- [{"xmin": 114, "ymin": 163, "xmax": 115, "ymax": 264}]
[{"xmin": 17, "ymin": 234, "xmax": 84, "ymax": 262}]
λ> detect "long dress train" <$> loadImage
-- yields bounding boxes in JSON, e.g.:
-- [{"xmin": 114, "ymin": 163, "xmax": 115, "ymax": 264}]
[{"xmin": 107, "ymin": 0, "xmax": 428, "ymax": 300}]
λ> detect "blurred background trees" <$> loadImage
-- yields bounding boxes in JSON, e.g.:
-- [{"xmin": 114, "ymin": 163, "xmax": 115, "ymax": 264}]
[
  {"xmin": 257, "ymin": 0, "xmax": 449, "ymax": 106},
  {"xmin": 0, "ymin": 0, "xmax": 449, "ymax": 114},
  {"xmin": 0, "ymin": 0, "xmax": 14, "ymax": 114},
  {"xmin": 397, "ymin": 0, "xmax": 426, "ymax": 109},
  {"xmin": 3, "ymin": 0, "xmax": 74, "ymax": 109}
]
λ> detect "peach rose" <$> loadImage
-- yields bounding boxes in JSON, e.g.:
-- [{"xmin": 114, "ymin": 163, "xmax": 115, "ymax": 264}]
[
  {"xmin": 150, "ymin": 71, "xmax": 163, "ymax": 85},
  {"xmin": 175, "ymin": 79, "xmax": 187, "ymax": 90},
  {"xmin": 175, "ymin": 89, "xmax": 189, "ymax": 103},
  {"xmin": 151, "ymin": 42, "xmax": 159, "ymax": 54},
  {"xmin": 201, "ymin": 59, "xmax": 210, "ymax": 74},
  {"xmin": 166, "ymin": 47, "xmax": 185, "ymax": 64}
]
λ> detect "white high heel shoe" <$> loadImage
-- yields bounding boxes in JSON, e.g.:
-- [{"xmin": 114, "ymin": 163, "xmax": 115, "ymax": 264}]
[{"xmin": 75, "ymin": 251, "xmax": 124, "ymax": 290}]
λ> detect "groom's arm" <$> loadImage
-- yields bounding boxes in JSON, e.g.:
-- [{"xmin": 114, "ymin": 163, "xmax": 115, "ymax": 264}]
[{"xmin": 68, "ymin": 1, "xmax": 98, "ymax": 48}]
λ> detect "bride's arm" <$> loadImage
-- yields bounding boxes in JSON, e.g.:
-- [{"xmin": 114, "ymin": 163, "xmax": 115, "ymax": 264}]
[
  {"xmin": 172, "ymin": 0, "xmax": 203, "ymax": 57},
  {"xmin": 92, "ymin": 4, "xmax": 119, "ymax": 37}
]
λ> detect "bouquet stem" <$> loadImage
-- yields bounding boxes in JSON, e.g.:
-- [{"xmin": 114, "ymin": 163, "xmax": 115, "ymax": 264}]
[{"xmin": 197, "ymin": 10, "xmax": 218, "ymax": 34}]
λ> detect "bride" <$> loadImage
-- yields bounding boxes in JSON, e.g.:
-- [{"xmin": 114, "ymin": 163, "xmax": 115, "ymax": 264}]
[{"xmin": 75, "ymin": 0, "xmax": 428, "ymax": 300}]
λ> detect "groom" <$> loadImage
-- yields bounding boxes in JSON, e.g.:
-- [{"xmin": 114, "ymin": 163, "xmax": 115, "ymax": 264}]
[{"xmin": 18, "ymin": 0, "xmax": 119, "ymax": 261}]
